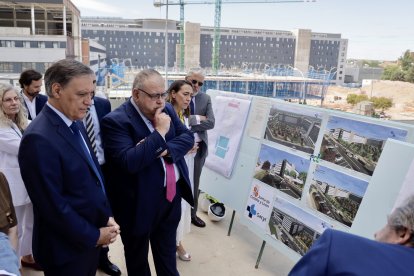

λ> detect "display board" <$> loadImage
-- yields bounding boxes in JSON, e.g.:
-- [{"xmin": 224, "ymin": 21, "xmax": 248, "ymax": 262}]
[{"xmin": 200, "ymin": 89, "xmax": 414, "ymax": 262}]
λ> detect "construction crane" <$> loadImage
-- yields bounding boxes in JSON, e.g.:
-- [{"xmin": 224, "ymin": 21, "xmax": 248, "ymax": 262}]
[{"xmin": 154, "ymin": 0, "xmax": 315, "ymax": 74}]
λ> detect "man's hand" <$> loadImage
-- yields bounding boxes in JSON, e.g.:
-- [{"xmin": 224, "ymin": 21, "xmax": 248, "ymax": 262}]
[
  {"xmin": 97, "ymin": 226, "xmax": 119, "ymax": 246},
  {"xmin": 97, "ymin": 217, "xmax": 120, "ymax": 246},
  {"xmin": 199, "ymin": 115, "xmax": 207, "ymax": 121},
  {"xmin": 107, "ymin": 217, "xmax": 120, "ymax": 234},
  {"xmin": 154, "ymin": 107, "xmax": 171, "ymax": 137},
  {"xmin": 188, "ymin": 142, "xmax": 199, "ymax": 154}
]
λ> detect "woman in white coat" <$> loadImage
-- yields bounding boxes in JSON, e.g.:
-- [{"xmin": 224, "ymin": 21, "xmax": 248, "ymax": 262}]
[
  {"xmin": 0, "ymin": 83, "xmax": 40, "ymax": 269},
  {"xmin": 167, "ymin": 80, "xmax": 197, "ymax": 261}
]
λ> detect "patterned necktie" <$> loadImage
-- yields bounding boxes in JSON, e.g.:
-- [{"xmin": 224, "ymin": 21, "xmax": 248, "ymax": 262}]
[
  {"xmin": 70, "ymin": 122, "xmax": 105, "ymax": 195},
  {"xmin": 85, "ymin": 110, "xmax": 97, "ymax": 156},
  {"xmin": 151, "ymin": 118, "xmax": 176, "ymax": 202},
  {"xmin": 189, "ymin": 97, "xmax": 195, "ymax": 115}
]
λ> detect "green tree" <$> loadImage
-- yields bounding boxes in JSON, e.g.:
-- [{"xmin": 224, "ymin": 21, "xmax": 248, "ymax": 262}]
[
  {"xmin": 371, "ymin": 97, "xmax": 393, "ymax": 111},
  {"xmin": 298, "ymin": 172, "xmax": 308, "ymax": 182},
  {"xmin": 405, "ymin": 67, "xmax": 414, "ymax": 83},
  {"xmin": 347, "ymin": 94, "xmax": 369, "ymax": 105},
  {"xmin": 399, "ymin": 50, "xmax": 414, "ymax": 71},
  {"xmin": 382, "ymin": 65, "xmax": 405, "ymax": 81},
  {"xmin": 347, "ymin": 94, "xmax": 358, "ymax": 105},
  {"xmin": 289, "ymin": 170, "xmax": 297, "ymax": 178},
  {"xmin": 382, "ymin": 50, "xmax": 413, "ymax": 83}
]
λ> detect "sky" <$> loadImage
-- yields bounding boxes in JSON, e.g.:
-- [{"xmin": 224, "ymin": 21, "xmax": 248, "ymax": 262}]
[
  {"xmin": 326, "ymin": 116, "xmax": 408, "ymax": 141},
  {"xmin": 259, "ymin": 144, "xmax": 310, "ymax": 172},
  {"xmin": 313, "ymin": 164, "xmax": 368, "ymax": 196},
  {"xmin": 72, "ymin": 0, "xmax": 413, "ymax": 61}
]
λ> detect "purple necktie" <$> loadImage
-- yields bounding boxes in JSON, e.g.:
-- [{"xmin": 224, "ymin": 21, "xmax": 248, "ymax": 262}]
[
  {"xmin": 151, "ymin": 118, "xmax": 176, "ymax": 202},
  {"xmin": 164, "ymin": 157, "xmax": 176, "ymax": 202}
]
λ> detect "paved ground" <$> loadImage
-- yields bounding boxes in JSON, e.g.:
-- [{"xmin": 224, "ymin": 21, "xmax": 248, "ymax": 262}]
[{"xmin": 22, "ymin": 210, "xmax": 295, "ymax": 276}]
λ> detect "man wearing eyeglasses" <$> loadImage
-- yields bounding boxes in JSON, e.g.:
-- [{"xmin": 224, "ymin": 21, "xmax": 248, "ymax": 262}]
[
  {"xmin": 185, "ymin": 69, "xmax": 215, "ymax": 228},
  {"xmin": 289, "ymin": 195, "xmax": 414, "ymax": 275},
  {"xmin": 101, "ymin": 69, "xmax": 194, "ymax": 275}
]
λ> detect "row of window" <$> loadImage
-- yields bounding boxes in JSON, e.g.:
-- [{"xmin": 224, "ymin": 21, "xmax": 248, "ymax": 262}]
[
  {"xmin": 86, "ymin": 30, "xmax": 180, "ymax": 37},
  {"xmin": 0, "ymin": 62, "xmax": 53, "ymax": 73},
  {"xmin": 0, "ymin": 40, "xmax": 66, "ymax": 49}
]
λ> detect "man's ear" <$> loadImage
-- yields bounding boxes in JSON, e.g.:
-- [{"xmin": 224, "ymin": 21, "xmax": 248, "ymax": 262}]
[
  {"xmin": 396, "ymin": 227, "xmax": 412, "ymax": 246},
  {"xmin": 51, "ymin": 83, "xmax": 61, "ymax": 98},
  {"xmin": 132, "ymin": 88, "xmax": 139, "ymax": 100}
]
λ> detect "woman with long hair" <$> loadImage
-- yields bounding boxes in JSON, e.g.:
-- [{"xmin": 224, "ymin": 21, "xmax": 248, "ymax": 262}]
[
  {"xmin": 166, "ymin": 80, "xmax": 197, "ymax": 262},
  {"xmin": 0, "ymin": 82, "xmax": 41, "ymax": 270}
]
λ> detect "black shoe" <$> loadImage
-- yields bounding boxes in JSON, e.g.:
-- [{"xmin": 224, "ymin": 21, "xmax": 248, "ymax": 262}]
[
  {"xmin": 191, "ymin": 215, "xmax": 206, "ymax": 227},
  {"xmin": 98, "ymin": 258, "xmax": 121, "ymax": 276}
]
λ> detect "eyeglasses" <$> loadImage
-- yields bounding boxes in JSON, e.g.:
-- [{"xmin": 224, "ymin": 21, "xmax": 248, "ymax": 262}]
[
  {"xmin": 190, "ymin": 79, "xmax": 204, "ymax": 87},
  {"xmin": 138, "ymin": 88, "xmax": 168, "ymax": 101}
]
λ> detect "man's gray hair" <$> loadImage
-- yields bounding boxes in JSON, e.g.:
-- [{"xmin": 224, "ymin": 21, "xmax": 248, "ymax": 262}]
[
  {"xmin": 186, "ymin": 68, "xmax": 205, "ymax": 78},
  {"xmin": 389, "ymin": 196, "xmax": 414, "ymax": 241},
  {"xmin": 132, "ymin": 69, "xmax": 162, "ymax": 90},
  {"xmin": 44, "ymin": 59, "xmax": 93, "ymax": 97}
]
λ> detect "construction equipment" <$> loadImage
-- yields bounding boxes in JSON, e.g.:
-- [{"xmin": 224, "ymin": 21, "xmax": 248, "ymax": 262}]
[{"xmin": 154, "ymin": 0, "xmax": 315, "ymax": 74}]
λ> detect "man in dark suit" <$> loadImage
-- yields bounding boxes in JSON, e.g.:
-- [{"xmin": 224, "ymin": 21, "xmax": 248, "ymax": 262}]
[
  {"xmin": 289, "ymin": 196, "xmax": 414, "ymax": 275},
  {"xmin": 185, "ymin": 69, "xmax": 215, "ymax": 228},
  {"xmin": 101, "ymin": 69, "xmax": 194, "ymax": 275},
  {"xmin": 18, "ymin": 59, "xmax": 120, "ymax": 276},
  {"xmin": 19, "ymin": 69, "xmax": 47, "ymax": 120},
  {"xmin": 83, "ymin": 91, "xmax": 122, "ymax": 276}
]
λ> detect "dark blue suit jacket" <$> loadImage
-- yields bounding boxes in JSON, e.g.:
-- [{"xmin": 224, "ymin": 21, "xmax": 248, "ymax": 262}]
[
  {"xmin": 289, "ymin": 229, "xmax": 414, "ymax": 276},
  {"xmin": 94, "ymin": 96, "xmax": 111, "ymax": 122},
  {"xmin": 22, "ymin": 93, "xmax": 47, "ymax": 120},
  {"xmin": 101, "ymin": 101, "xmax": 194, "ymax": 235},
  {"xmin": 18, "ymin": 105, "xmax": 112, "ymax": 268}
]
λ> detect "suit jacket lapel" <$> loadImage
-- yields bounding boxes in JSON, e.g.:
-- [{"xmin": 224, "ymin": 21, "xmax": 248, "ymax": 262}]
[
  {"xmin": 125, "ymin": 101, "xmax": 151, "ymax": 138},
  {"xmin": 43, "ymin": 106, "xmax": 98, "ymax": 174}
]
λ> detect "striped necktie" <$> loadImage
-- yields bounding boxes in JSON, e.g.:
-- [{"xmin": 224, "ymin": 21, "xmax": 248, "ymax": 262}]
[{"xmin": 85, "ymin": 110, "xmax": 97, "ymax": 156}]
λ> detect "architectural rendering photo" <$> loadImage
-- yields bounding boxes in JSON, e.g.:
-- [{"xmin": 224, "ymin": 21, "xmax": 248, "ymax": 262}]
[
  {"xmin": 254, "ymin": 144, "xmax": 310, "ymax": 199},
  {"xmin": 320, "ymin": 116, "xmax": 408, "ymax": 175},
  {"xmin": 307, "ymin": 165, "xmax": 369, "ymax": 227},
  {"xmin": 268, "ymin": 196, "xmax": 332, "ymax": 256},
  {"xmin": 264, "ymin": 105, "xmax": 322, "ymax": 154}
]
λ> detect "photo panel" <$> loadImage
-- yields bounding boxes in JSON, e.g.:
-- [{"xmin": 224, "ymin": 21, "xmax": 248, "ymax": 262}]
[
  {"xmin": 254, "ymin": 144, "xmax": 311, "ymax": 199},
  {"xmin": 269, "ymin": 196, "xmax": 333, "ymax": 256},
  {"xmin": 307, "ymin": 164, "xmax": 369, "ymax": 227},
  {"xmin": 264, "ymin": 104, "xmax": 323, "ymax": 154},
  {"xmin": 320, "ymin": 116, "xmax": 408, "ymax": 176}
]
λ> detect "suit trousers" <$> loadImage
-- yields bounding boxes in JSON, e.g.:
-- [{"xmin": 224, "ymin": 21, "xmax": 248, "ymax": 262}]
[
  {"xmin": 121, "ymin": 185, "xmax": 182, "ymax": 276},
  {"xmin": 43, "ymin": 246, "xmax": 100, "ymax": 276},
  {"xmin": 191, "ymin": 141, "xmax": 207, "ymax": 217}
]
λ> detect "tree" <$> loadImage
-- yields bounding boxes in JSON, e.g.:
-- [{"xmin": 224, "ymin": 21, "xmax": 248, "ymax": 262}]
[
  {"xmin": 405, "ymin": 67, "xmax": 414, "ymax": 83},
  {"xmin": 347, "ymin": 94, "xmax": 368, "ymax": 106},
  {"xmin": 289, "ymin": 170, "xmax": 297, "ymax": 178},
  {"xmin": 298, "ymin": 172, "xmax": 308, "ymax": 182},
  {"xmin": 399, "ymin": 50, "xmax": 414, "ymax": 71},
  {"xmin": 262, "ymin": 160, "xmax": 271, "ymax": 170},
  {"xmin": 382, "ymin": 65, "xmax": 405, "ymax": 81},
  {"xmin": 382, "ymin": 50, "xmax": 413, "ymax": 83},
  {"xmin": 371, "ymin": 97, "xmax": 393, "ymax": 111}
]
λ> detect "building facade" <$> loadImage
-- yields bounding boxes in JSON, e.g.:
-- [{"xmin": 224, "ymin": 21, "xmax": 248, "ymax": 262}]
[
  {"xmin": 0, "ymin": 0, "xmax": 82, "ymax": 74},
  {"xmin": 81, "ymin": 17, "xmax": 348, "ymax": 84}
]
